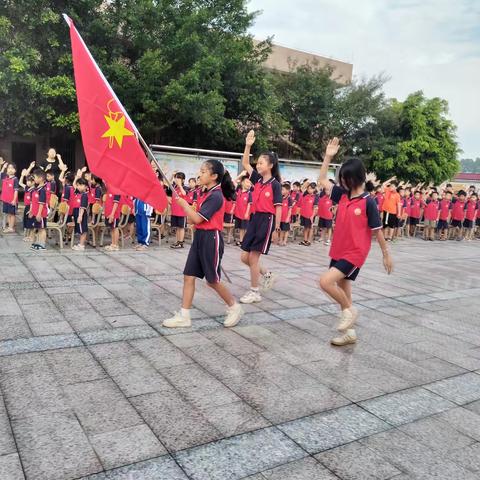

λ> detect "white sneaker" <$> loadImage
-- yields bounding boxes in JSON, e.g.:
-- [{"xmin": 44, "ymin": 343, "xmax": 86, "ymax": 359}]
[
  {"xmin": 337, "ymin": 307, "xmax": 358, "ymax": 331},
  {"xmin": 331, "ymin": 329, "xmax": 357, "ymax": 346},
  {"xmin": 224, "ymin": 303, "xmax": 244, "ymax": 328},
  {"xmin": 240, "ymin": 290, "xmax": 262, "ymax": 304},
  {"xmin": 72, "ymin": 244, "xmax": 85, "ymax": 251},
  {"xmin": 162, "ymin": 312, "xmax": 192, "ymax": 328},
  {"xmin": 261, "ymin": 272, "xmax": 277, "ymax": 292}
]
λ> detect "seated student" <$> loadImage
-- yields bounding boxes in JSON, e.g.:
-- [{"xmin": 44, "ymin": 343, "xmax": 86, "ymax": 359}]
[
  {"xmin": 103, "ymin": 188, "xmax": 121, "ymax": 251},
  {"xmin": 29, "ymin": 169, "xmax": 48, "ymax": 251},
  {"xmin": 299, "ymin": 182, "xmax": 318, "ymax": 246},
  {"xmin": 0, "ymin": 159, "xmax": 19, "ymax": 233},
  {"xmin": 437, "ymin": 191, "xmax": 452, "ymax": 241},
  {"xmin": 233, "ymin": 175, "xmax": 252, "ymax": 246},
  {"xmin": 71, "ymin": 177, "xmax": 89, "ymax": 251},
  {"xmin": 463, "ymin": 192, "xmax": 478, "ymax": 241},
  {"xmin": 169, "ymin": 172, "xmax": 188, "ymax": 249},
  {"xmin": 423, "ymin": 191, "xmax": 440, "ymax": 241},
  {"xmin": 450, "ymin": 190, "xmax": 467, "ymax": 241},
  {"xmin": 279, "ymin": 182, "xmax": 293, "ymax": 246}
]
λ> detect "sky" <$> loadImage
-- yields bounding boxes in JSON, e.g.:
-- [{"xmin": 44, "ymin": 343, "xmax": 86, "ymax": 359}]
[{"xmin": 248, "ymin": 0, "xmax": 480, "ymax": 159}]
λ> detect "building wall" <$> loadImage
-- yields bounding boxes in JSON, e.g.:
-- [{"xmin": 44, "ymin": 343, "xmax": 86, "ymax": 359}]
[{"xmin": 257, "ymin": 41, "xmax": 353, "ymax": 84}]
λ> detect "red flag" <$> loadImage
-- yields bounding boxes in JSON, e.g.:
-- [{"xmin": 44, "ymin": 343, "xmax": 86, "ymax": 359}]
[{"xmin": 64, "ymin": 15, "xmax": 167, "ymax": 212}]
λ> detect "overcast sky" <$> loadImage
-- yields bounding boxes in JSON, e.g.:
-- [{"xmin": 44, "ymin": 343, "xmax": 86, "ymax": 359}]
[{"xmin": 248, "ymin": 0, "xmax": 480, "ymax": 159}]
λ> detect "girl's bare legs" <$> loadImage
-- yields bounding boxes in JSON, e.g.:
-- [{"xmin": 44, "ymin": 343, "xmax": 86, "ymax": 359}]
[
  {"xmin": 319, "ymin": 268, "xmax": 351, "ymax": 311},
  {"xmin": 181, "ymin": 275, "xmax": 196, "ymax": 309},
  {"xmin": 207, "ymin": 281, "xmax": 235, "ymax": 307}
]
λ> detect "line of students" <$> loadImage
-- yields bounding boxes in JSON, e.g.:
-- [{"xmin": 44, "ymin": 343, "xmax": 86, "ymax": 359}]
[{"xmin": 372, "ymin": 179, "xmax": 479, "ymax": 242}]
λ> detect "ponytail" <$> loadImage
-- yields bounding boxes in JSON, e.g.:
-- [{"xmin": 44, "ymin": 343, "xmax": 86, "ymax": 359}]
[
  {"xmin": 221, "ymin": 171, "xmax": 236, "ymax": 201},
  {"xmin": 203, "ymin": 159, "xmax": 236, "ymax": 201},
  {"xmin": 260, "ymin": 151, "xmax": 281, "ymax": 183}
]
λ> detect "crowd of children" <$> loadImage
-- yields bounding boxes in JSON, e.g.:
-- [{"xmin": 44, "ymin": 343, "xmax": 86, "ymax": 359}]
[{"xmin": 1, "ymin": 139, "xmax": 479, "ymax": 345}]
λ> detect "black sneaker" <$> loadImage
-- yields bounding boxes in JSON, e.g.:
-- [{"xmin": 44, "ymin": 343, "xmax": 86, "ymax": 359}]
[
  {"xmin": 30, "ymin": 243, "xmax": 39, "ymax": 250},
  {"xmin": 32, "ymin": 244, "xmax": 46, "ymax": 251},
  {"xmin": 170, "ymin": 242, "xmax": 184, "ymax": 249}
]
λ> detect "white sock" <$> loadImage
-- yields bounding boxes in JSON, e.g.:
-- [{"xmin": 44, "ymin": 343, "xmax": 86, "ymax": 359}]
[
  {"xmin": 181, "ymin": 308, "xmax": 191, "ymax": 319},
  {"xmin": 251, "ymin": 287, "xmax": 259, "ymax": 292}
]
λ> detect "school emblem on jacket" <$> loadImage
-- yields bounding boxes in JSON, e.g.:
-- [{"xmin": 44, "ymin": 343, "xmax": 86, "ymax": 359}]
[
  {"xmin": 354, "ymin": 208, "xmax": 361, "ymax": 216},
  {"xmin": 265, "ymin": 191, "xmax": 270, "ymax": 197}
]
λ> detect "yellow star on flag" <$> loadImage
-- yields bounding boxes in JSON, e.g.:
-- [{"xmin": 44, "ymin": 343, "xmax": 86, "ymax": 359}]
[{"xmin": 101, "ymin": 114, "xmax": 134, "ymax": 148}]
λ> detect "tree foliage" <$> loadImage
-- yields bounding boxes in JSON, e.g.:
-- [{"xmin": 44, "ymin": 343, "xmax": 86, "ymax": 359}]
[
  {"xmin": 0, "ymin": 1, "xmax": 461, "ymax": 182},
  {"xmin": 370, "ymin": 92, "xmax": 460, "ymax": 183}
]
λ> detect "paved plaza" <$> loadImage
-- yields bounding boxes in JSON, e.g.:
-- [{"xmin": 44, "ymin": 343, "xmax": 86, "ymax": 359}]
[{"xmin": 0, "ymin": 233, "xmax": 480, "ymax": 480}]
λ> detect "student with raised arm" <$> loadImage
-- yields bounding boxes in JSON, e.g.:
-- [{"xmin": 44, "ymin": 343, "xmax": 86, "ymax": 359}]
[
  {"xmin": 239, "ymin": 130, "xmax": 282, "ymax": 304},
  {"xmin": 317, "ymin": 138, "xmax": 393, "ymax": 346}
]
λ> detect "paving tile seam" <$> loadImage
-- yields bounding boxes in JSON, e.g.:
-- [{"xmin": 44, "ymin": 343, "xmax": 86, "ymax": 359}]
[{"xmin": 0, "ymin": 382, "xmax": 28, "ymax": 479}]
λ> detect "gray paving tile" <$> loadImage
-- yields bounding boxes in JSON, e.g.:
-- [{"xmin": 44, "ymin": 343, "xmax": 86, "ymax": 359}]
[
  {"xmin": 424, "ymin": 372, "xmax": 480, "ymax": 405},
  {"xmin": 261, "ymin": 457, "xmax": 337, "ymax": 479},
  {"xmin": 175, "ymin": 427, "xmax": 306, "ymax": 480},
  {"xmin": 89, "ymin": 424, "xmax": 167, "ymax": 470},
  {"xmin": 0, "ymin": 334, "xmax": 82, "ymax": 356},
  {"xmin": 316, "ymin": 441, "xmax": 402, "ymax": 480},
  {"xmin": 447, "ymin": 443, "xmax": 480, "ymax": 473},
  {"xmin": 79, "ymin": 325, "xmax": 158, "ymax": 344},
  {"xmin": 130, "ymin": 390, "xmax": 221, "ymax": 452},
  {"xmin": 83, "ymin": 455, "xmax": 189, "ymax": 479},
  {"xmin": 359, "ymin": 387, "xmax": 455, "ymax": 426},
  {"xmin": 398, "ymin": 416, "xmax": 476, "ymax": 453},
  {"xmin": 278, "ymin": 405, "xmax": 390, "ymax": 453},
  {"xmin": 0, "ymin": 413, "xmax": 16, "ymax": 456},
  {"xmin": 436, "ymin": 407, "xmax": 480, "ymax": 441},
  {"xmin": 12, "ymin": 412, "xmax": 102, "ymax": 480},
  {"xmin": 64, "ymin": 379, "xmax": 143, "ymax": 435},
  {"xmin": 0, "ymin": 453, "xmax": 25, "ymax": 480},
  {"xmin": 130, "ymin": 336, "xmax": 194, "ymax": 369}
]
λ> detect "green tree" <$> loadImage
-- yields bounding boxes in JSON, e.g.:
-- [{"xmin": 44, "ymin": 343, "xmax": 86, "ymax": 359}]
[
  {"xmin": 460, "ymin": 158, "xmax": 480, "ymax": 173},
  {"xmin": 0, "ymin": 0, "xmax": 277, "ymax": 150},
  {"xmin": 370, "ymin": 92, "xmax": 460, "ymax": 183},
  {"xmin": 270, "ymin": 62, "xmax": 386, "ymax": 160}
]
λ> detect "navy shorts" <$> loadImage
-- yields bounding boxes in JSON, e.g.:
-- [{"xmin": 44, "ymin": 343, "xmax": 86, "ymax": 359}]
[
  {"xmin": 74, "ymin": 209, "xmax": 88, "ymax": 234},
  {"xmin": 450, "ymin": 219, "xmax": 462, "ymax": 228},
  {"xmin": 280, "ymin": 222, "xmax": 290, "ymax": 232},
  {"xmin": 32, "ymin": 217, "xmax": 47, "ymax": 229},
  {"xmin": 329, "ymin": 258, "xmax": 360, "ymax": 281},
  {"xmin": 300, "ymin": 216, "xmax": 312, "ymax": 228},
  {"xmin": 463, "ymin": 219, "xmax": 474, "ymax": 229},
  {"xmin": 408, "ymin": 217, "xmax": 419, "ymax": 226},
  {"xmin": 2, "ymin": 203, "xmax": 16, "ymax": 215},
  {"xmin": 184, "ymin": 229, "xmax": 224, "ymax": 284},
  {"xmin": 383, "ymin": 212, "xmax": 398, "ymax": 228},
  {"xmin": 171, "ymin": 215, "xmax": 186, "ymax": 229},
  {"xmin": 224, "ymin": 213, "xmax": 234, "ymax": 224},
  {"xmin": 241, "ymin": 212, "xmax": 275, "ymax": 254},
  {"xmin": 437, "ymin": 219, "xmax": 449, "ymax": 230},
  {"xmin": 235, "ymin": 217, "xmax": 249, "ymax": 230},
  {"xmin": 319, "ymin": 218, "xmax": 333, "ymax": 228},
  {"xmin": 105, "ymin": 218, "xmax": 119, "ymax": 229},
  {"xmin": 23, "ymin": 206, "xmax": 33, "ymax": 229}
]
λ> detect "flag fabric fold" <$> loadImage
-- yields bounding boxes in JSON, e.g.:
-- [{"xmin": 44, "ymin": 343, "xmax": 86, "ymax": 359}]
[{"xmin": 65, "ymin": 14, "xmax": 167, "ymax": 212}]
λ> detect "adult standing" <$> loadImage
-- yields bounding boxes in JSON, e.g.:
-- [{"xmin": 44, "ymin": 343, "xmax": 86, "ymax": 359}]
[{"xmin": 36, "ymin": 148, "xmax": 67, "ymax": 178}]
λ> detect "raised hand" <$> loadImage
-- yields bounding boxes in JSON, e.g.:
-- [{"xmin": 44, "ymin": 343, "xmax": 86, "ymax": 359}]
[
  {"xmin": 245, "ymin": 130, "xmax": 256, "ymax": 147},
  {"xmin": 29, "ymin": 161, "xmax": 35, "ymax": 169},
  {"xmin": 325, "ymin": 137, "xmax": 340, "ymax": 158}
]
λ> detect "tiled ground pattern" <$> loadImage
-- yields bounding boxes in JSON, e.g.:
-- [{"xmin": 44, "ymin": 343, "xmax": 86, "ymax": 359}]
[{"xmin": 1, "ymin": 232, "xmax": 480, "ymax": 480}]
